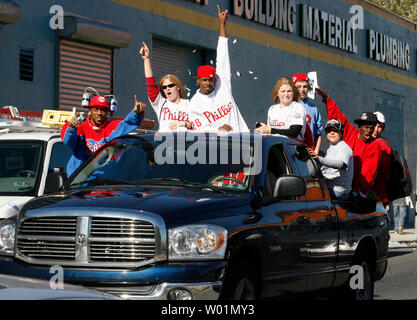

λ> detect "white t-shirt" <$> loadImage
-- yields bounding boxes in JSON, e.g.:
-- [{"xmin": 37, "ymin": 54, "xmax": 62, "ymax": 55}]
[
  {"xmin": 321, "ymin": 140, "xmax": 354, "ymax": 194},
  {"xmin": 149, "ymin": 93, "xmax": 190, "ymax": 132},
  {"xmin": 267, "ymin": 101, "xmax": 307, "ymax": 140},
  {"xmin": 189, "ymin": 37, "xmax": 249, "ymax": 133}
]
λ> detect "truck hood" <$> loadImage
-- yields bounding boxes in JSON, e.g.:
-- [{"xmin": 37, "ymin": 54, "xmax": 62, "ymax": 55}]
[
  {"xmin": 0, "ymin": 196, "xmax": 33, "ymax": 219},
  {"xmin": 21, "ymin": 186, "xmax": 250, "ymax": 224}
]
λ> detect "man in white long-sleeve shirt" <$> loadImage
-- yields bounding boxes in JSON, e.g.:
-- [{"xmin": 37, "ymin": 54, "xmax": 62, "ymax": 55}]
[{"xmin": 189, "ymin": 5, "xmax": 249, "ymax": 133}]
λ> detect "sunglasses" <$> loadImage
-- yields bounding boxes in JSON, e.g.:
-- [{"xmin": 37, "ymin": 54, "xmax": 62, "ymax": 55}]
[{"xmin": 162, "ymin": 83, "xmax": 176, "ymax": 89}]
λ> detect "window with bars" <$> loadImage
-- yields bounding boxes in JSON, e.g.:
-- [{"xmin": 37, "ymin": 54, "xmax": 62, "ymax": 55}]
[
  {"xmin": 58, "ymin": 39, "xmax": 113, "ymax": 111},
  {"xmin": 20, "ymin": 49, "xmax": 34, "ymax": 81}
]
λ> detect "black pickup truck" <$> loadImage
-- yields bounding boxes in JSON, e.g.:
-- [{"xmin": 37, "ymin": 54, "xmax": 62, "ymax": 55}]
[{"xmin": 0, "ymin": 133, "xmax": 389, "ymax": 300}]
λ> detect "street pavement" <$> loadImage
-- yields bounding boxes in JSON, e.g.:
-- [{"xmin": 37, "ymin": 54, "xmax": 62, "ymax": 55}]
[{"xmin": 374, "ymin": 229, "xmax": 417, "ymax": 300}]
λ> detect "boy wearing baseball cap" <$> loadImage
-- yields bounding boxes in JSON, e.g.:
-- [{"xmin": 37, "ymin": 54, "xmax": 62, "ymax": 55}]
[
  {"xmin": 292, "ymin": 73, "xmax": 324, "ymax": 152},
  {"xmin": 309, "ymin": 119, "xmax": 353, "ymax": 200},
  {"xmin": 61, "ymin": 94, "xmax": 146, "ymax": 176},
  {"xmin": 188, "ymin": 5, "xmax": 248, "ymax": 133}
]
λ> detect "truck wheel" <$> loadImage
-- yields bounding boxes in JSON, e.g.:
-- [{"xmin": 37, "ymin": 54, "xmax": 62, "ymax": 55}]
[
  {"xmin": 344, "ymin": 256, "xmax": 374, "ymax": 300},
  {"xmin": 351, "ymin": 260, "xmax": 374, "ymax": 300},
  {"xmin": 220, "ymin": 261, "xmax": 259, "ymax": 300}
]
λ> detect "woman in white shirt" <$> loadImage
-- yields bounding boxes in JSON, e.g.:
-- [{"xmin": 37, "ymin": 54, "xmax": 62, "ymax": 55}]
[
  {"xmin": 257, "ymin": 77, "xmax": 307, "ymax": 140},
  {"xmin": 139, "ymin": 42, "xmax": 191, "ymax": 132}
]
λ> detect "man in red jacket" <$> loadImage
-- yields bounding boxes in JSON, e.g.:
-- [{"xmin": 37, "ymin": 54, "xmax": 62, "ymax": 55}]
[
  {"xmin": 61, "ymin": 95, "xmax": 146, "ymax": 176},
  {"xmin": 316, "ymin": 86, "xmax": 388, "ymax": 207}
]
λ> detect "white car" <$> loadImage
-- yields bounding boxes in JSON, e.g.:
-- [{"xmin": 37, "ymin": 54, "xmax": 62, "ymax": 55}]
[{"xmin": 0, "ymin": 127, "xmax": 72, "ymax": 222}]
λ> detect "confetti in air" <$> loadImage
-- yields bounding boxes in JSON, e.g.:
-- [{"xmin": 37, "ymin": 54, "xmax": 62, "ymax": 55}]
[
  {"xmin": 249, "ymin": 71, "xmax": 253, "ymax": 74},
  {"xmin": 233, "ymin": 39, "xmax": 237, "ymax": 44},
  {"xmin": 188, "ymin": 69, "xmax": 191, "ymax": 75},
  {"xmin": 210, "ymin": 60, "xmax": 214, "ymax": 65},
  {"xmin": 186, "ymin": 92, "xmax": 190, "ymax": 97},
  {"xmin": 192, "ymin": 49, "xmax": 197, "ymax": 53},
  {"xmin": 236, "ymin": 71, "xmax": 241, "ymax": 77},
  {"xmin": 254, "ymin": 77, "xmax": 258, "ymax": 80}
]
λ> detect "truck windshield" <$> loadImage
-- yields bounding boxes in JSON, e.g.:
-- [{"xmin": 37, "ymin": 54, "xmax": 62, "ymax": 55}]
[
  {"xmin": 67, "ymin": 134, "xmax": 259, "ymax": 193},
  {"xmin": 0, "ymin": 141, "xmax": 44, "ymax": 196}
]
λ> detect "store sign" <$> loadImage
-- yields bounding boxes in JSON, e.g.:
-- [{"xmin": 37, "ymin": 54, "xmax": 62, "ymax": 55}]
[
  {"xmin": 368, "ymin": 30, "xmax": 410, "ymax": 70},
  {"xmin": 301, "ymin": 4, "xmax": 357, "ymax": 53},
  {"xmin": 233, "ymin": 0, "xmax": 297, "ymax": 33},
  {"xmin": 231, "ymin": 0, "xmax": 414, "ymax": 72},
  {"xmin": 232, "ymin": 1, "xmax": 356, "ymax": 53}
]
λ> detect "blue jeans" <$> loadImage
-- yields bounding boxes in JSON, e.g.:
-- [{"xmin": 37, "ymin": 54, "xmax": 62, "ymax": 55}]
[
  {"xmin": 392, "ymin": 203, "xmax": 407, "ymax": 232},
  {"xmin": 329, "ymin": 188, "xmax": 350, "ymax": 200}
]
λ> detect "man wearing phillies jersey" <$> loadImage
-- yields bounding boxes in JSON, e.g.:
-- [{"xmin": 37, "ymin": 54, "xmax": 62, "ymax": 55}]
[
  {"xmin": 61, "ymin": 94, "xmax": 146, "ymax": 176},
  {"xmin": 316, "ymin": 86, "xmax": 388, "ymax": 207},
  {"xmin": 189, "ymin": 5, "xmax": 249, "ymax": 133},
  {"xmin": 292, "ymin": 73, "xmax": 323, "ymax": 151}
]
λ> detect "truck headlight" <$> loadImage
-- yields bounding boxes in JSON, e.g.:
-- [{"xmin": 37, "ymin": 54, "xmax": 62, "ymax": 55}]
[
  {"xmin": 0, "ymin": 219, "xmax": 16, "ymax": 256},
  {"xmin": 168, "ymin": 225, "xmax": 227, "ymax": 260}
]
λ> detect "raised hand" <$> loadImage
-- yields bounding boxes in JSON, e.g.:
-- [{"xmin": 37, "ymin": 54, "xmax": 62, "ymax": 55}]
[
  {"xmin": 217, "ymin": 4, "xmax": 228, "ymax": 25},
  {"xmin": 316, "ymin": 85, "xmax": 328, "ymax": 103},
  {"xmin": 139, "ymin": 42, "xmax": 150, "ymax": 60},
  {"xmin": 134, "ymin": 95, "xmax": 146, "ymax": 114},
  {"xmin": 68, "ymin": 116, "xmax": 79, "ymax": 129}
]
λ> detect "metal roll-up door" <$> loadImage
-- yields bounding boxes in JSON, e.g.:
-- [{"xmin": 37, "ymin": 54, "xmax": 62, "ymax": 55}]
[
  {"xmin": 58, "ymin": 39, "xmax": 113, "ymax": 110},
  {"xmin": 151, "ymin": 39, "xmax": 210, "ymax": 97}
]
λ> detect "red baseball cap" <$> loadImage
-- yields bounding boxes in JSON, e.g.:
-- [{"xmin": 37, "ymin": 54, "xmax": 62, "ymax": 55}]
[
  {"xmin": 292, "ymin": 73, "xmax": 308, "ymax": 84},
  {"xmin": 89, "ymin": 95, "xmax": 109, "ymax": 109},
  {"xmin": 194, "ymin": 65, "xmax": 216, "ymax": 79}
]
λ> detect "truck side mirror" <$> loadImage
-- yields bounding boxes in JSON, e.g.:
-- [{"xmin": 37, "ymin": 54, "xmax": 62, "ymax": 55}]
[
  {"xmin": 273, "ymin": 175, "xmax": 306, "ymax": 198},
  {"xmin": 45, "ymin": 171, "xmax": 67, "ymax": 194}
]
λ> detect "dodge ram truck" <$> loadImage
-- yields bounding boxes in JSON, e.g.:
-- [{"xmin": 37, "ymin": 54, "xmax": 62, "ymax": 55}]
[{"xmin": 0, "ymin": 132, "xmax": 389, "ymax": 300}]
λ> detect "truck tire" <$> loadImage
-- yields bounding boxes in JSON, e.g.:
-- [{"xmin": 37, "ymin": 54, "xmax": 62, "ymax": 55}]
[
  {"xmin": 220, "ymin": 261, "xmax": 259, "ymax": 300},
  {"xmin": 345, "ymin": 255, "xmax": 375, "ymax": 300}
]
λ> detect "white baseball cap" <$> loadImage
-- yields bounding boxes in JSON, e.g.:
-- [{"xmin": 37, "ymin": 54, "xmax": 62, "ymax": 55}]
[{"xmin": 374, "ymin": 111, "xmax": 385, "ymax": 124}]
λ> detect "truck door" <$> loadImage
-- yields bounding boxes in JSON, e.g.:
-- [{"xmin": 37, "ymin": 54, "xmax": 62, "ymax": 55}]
[
  {"xmin": 285, "ymin": 144, "xmax": 339, "ymax": 292},
  {"xmin": 261, "ymin": 143, "xmax": 309, "ymax": 297}
]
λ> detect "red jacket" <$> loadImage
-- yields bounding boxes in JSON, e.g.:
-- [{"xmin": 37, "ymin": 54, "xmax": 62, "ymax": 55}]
[{"xmin": 326, "ymin": 97, "xmax": 388, "ymax": 204}]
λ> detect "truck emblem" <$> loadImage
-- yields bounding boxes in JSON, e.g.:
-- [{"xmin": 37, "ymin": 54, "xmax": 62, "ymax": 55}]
[{"xmin": 76, "ymin": 234, "xmax": 86, "ymax": 245}]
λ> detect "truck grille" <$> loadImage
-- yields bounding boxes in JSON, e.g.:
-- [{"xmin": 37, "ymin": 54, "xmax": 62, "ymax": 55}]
[
  {"xmin": 16, "ymin": 214, "xmax": 163, "ymax": 267},
  {"xmin": 89, "ymin": 217, "xmax": 155, "ymax": 263},
  {"xmin": 18, "ymin": 217, "xmax": 76, "ymax": 261}
]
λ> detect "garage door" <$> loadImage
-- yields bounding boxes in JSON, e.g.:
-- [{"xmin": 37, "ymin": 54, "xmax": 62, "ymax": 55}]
[{"xmin": 58, "ymin": 39, "xmax": 113, "ymax": 110}]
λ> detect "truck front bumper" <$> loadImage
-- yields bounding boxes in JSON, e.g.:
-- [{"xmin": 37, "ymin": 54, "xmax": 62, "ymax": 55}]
[
  {"xmin": 0, "ymin": 256, "xmax": 226, "ymax": 300},
  {"xmin": 99, "ymin": 281, "xmax": 222, "ymax": 300}
]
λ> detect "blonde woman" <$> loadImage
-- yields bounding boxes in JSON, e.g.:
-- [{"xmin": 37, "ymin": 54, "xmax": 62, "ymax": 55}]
[
  {"xmin": 139, "ymin": 42, "xmax": 191, "ymax": 132},
  {"xmin": 257, "ymin": 77, "xmax": 307, "ymax": 141}
]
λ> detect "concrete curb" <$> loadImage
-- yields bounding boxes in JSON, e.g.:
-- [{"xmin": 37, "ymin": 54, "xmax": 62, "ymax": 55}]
[{"xmin": 388, "ymin": 229, "xmax": 417, "ymax": 248}]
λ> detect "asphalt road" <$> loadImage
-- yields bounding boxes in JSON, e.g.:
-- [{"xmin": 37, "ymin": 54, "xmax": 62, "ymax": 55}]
[{"xmin": 374, "ymin": 247, "xmax": 417, "ymax": 300}]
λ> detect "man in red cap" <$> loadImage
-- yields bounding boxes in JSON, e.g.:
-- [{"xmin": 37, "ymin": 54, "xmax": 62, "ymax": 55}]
[
  {"xmin": 61, "ymin": 94, "xmax": 146, "ymax": 176},
  {"xmin": 292, "ymin": 73, "xmax": 323, "ymax": 152},
  {"xmin": 316, "ymin": 86, "xmax": 389, "ymax": 208},
  {"xmin": 188, "ymin": 5, "xmax": 249, "ymax": 133}
]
